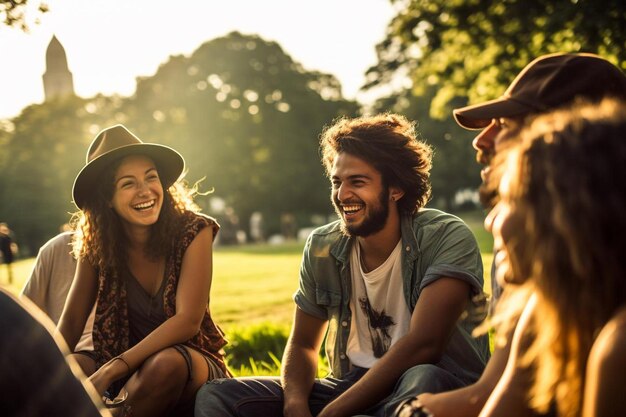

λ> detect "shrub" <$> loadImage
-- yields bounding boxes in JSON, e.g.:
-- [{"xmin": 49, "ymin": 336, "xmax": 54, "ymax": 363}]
[
  {"xmin": 224, "ymin": 322, "xmax": 290, "ymax": 375},
  {"xmin": 224, "ymin": 322, "xmax": 330, "ymax": 377}
]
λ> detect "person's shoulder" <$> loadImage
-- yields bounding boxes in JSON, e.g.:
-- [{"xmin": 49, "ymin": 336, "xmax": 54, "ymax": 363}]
[
  {"xmin": 39, "ymin": 231, "xmax": 73, "ymax": 254},
  {"xmin": 0, "ymin": 287, "xmax": 56, "ymax": 333},
  {"xmin": 589, "ymin": 307, "xmax": 626, "ymax": 368},
  {"xmin": 181, "ymin": 211, "xmax": 217, "ymax": 228},
  {"xmin": 412, "ymin": 207, "xmax": 465, "ymax": 224},
  {"xmin": 179, "ymin": 211, "xmax": 221, "ymax": 242},
  {"xmin": 308, "ymin": 220, "xmax": 343, "ymax": 241},
  {"xmin": 411, "ymin": 208, "xmax": 474, "ymax": 236},
  {"xmin": 299, "ymin": 220, "xmax": 345, "ymax": 257}
]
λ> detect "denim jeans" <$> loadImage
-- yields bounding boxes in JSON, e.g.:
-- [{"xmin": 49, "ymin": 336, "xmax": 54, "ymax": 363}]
[{"xmin": 195, "ymin": 364, "xmax": 466, "ymax": 417}]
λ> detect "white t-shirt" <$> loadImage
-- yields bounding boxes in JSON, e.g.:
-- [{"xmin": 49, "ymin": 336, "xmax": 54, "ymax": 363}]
[{"xmin": 347, "ymin": 240, "xmax": 410, "ymax": 368}]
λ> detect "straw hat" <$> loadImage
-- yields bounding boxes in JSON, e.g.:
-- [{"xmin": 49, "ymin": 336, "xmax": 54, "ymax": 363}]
[{"xmin": 72, "ymin": 124, "xmax": 184, "ymax": 209}]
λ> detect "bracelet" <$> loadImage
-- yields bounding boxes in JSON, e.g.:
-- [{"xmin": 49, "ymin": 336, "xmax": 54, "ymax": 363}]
[
  {"xmin": 103, "ymin": 390, "xmax": 129, "ymax": 409},
  {"xmin": 112, "ymin": 354, "xmax": 131, "ymax": 377}
]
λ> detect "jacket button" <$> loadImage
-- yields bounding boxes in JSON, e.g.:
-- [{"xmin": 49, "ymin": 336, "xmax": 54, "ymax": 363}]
[
  {"xmin": 405, "ymin": 245, "xmax": 410, "ymax": 252},
  {"xmin": 341, "ymin": 321, "xmax": 348, "ymax": 327}
]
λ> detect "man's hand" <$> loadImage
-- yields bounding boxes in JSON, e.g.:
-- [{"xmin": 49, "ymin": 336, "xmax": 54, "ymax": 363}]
[{"xmin": 284, "ymin": 397, "xmax": 315, "ymax": 417}]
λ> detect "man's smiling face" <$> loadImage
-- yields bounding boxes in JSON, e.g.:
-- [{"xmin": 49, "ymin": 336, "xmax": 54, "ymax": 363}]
[{"xmin": 330, "ymin": 152, "xmax": 391, "ymax": 238}]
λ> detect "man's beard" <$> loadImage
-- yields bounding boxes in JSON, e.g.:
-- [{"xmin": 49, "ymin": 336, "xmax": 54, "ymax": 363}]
[
  {"xmin": 478, "ymin": 124, "xmax": 524, "ymax": 209},
  {"xmin": 334, "ymin": 186, "xmax": 390, "ymax": 238},
  {"xmin": 479, "ymin": 181, "xmax": 499, "ymax": 209}
]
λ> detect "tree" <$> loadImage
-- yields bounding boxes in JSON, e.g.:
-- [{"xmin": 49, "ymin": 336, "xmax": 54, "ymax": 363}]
[
  {"xmin": 0, "ymin": 0, "xmax": 48, "ymax": 31},
  {"xmin": 366, "ymin": 0, "xmax": 626, "ymax": 119},
  {"xmin": 0, "ymin": 32, "xmax": 358, "ymax": 248},
  {"xmin": 122, "ymin": 32, "xmax": 358, "ymax": 235},
  {"xmin": 0, "ymin": 95, "xmax": 121, "ymax": 254},
  {"xmin": 371, "ymin": 89, "xmax": 480, "ymax": 211}
]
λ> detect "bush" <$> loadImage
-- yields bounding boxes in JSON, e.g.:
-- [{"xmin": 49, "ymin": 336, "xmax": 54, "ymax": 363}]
[
  {"xmin": 224, "ymin": 322, "xmax": 290, "ymax": 376},
  {"xmin": 224, "ymin": 322, "xmax": 330, "ymax": 377}
]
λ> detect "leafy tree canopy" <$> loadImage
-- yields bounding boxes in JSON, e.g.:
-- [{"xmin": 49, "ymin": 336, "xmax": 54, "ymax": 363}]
[
  {"xmin": 0, "ymin": 0, "xmax": 48, "ymax": 31},
  {"xmin": 372, "ymin": 88, "xmax": 479, "ymax": 211},
  {"xmin": 122, "ymin": 31, "xmax": 357, "ymax": 233},
  {"xmin": 0, "ymin": 95, "xmax": 122, "ymax": 254},
  {"xmin": 366, "ymin": 0, "xmax": 625, "ymax": 119},
  {"xmin": 0, "ymin": 32, "xmax": 356, "ymax": 251}
]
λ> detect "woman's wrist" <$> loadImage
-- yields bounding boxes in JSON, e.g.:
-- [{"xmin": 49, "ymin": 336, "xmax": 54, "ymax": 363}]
[{"xmin": 108, "ymin": 354, "xmax": 132, "ymax": 379}]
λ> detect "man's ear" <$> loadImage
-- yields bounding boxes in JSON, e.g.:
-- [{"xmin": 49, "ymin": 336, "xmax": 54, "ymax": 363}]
[{"xmin": 390, "ymin": 187, "xmax": 405, "ymax": 202}]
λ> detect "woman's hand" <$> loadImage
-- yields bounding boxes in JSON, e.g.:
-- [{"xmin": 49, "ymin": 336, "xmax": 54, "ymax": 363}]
[{"xmin": 89, "ymin": 357, "xmax": 131, "ymax": 396}]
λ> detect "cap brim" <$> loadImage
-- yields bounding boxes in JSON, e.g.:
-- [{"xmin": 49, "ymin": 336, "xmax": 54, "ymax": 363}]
[
  {"xmin": 453, "ymin": 96, "xmax": 535, "ymax": 130},
  {"xmin": 72, "ymin": 143, "xmax": 184, "ymax": 209}
]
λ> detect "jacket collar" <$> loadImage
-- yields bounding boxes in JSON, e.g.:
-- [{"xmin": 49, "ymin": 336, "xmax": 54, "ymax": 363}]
[{"xmin": 329, "ymin": 211, "xmax": 420, "ymax": 265}]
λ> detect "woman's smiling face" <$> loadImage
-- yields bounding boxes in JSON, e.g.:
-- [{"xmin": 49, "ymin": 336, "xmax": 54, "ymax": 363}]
[{"xmin": 110, "ymin": 155, "xmax": 164, "ymax": 230}]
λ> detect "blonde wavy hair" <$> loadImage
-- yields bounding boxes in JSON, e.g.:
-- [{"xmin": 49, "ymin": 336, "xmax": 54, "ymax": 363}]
[{"xmin": 496, "ymin": 99, "xmax": 626, "ymax": 417}]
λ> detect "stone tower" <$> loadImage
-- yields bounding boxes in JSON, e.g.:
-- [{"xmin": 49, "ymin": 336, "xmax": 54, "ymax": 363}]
[{"xmin": 42, "ymin": 35, "xmax": 75, "ymax": 100}]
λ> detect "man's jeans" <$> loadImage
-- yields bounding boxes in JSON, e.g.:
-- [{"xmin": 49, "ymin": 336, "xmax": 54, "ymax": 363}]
[{"xmin": 195, "ymin": 364, "xmax": 466, "ymax": 417}]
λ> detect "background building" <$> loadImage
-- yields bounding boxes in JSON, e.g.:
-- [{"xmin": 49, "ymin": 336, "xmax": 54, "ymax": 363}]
[{"xmin": 42, "ymin": 35, "xmax": 74, "ymax": 100}]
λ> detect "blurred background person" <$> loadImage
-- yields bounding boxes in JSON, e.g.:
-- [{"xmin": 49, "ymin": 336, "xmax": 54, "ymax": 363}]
[
  {"xmin": 0, "ymin": 222, "xmax": 18, "ymax": 285},
  {"xmin": 1, "ymin": 287, "xmax": 111, "ymax": 417}
]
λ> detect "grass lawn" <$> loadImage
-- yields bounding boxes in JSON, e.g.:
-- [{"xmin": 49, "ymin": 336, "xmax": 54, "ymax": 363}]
[
  {"xmin": 211, "ymin": 242, "xmax": 303, "ymax": 327},
  {"xmin": 0, "ymin": 210, "xmax": 494, "ymax": 331}
]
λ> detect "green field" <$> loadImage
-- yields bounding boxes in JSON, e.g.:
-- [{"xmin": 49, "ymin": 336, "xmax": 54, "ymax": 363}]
[{"xmin": 0, "ymin": 211, "xmax": 493, "ymax": 330}]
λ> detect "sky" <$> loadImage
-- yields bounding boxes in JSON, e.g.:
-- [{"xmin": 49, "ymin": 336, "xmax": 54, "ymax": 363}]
[{"xmin": 0, "ymin": 0, "xmax": 397, "ymax": 120}]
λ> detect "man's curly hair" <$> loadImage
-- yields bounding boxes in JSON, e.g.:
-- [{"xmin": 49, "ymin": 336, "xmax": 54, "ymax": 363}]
[{"xmin": 320, "ymin": 113, "xmax": 433, "ymax": 213}]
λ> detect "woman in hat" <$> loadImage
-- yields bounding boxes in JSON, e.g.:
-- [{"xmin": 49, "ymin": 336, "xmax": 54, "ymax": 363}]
[{"xmin": 57, "ymin": 124, "xmax": 230, "ymax": 416}]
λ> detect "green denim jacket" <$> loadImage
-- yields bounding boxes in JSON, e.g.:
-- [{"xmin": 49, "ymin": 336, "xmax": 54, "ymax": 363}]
[{"xmin": 294, "ymin": 208, "xmax": 490, "ymax": 382}]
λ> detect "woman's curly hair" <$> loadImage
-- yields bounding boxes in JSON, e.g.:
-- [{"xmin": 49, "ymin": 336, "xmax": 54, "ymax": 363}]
[
  {"xmin": 496, "ymin": 99, "xmax": 626, "ymax": 417},
  {"xmin": 320, "ymin": 113, "xmax": 433, "ymax": 214},
  {"xmin": 70, "ymin": 157, "xmax": 202, "ymax": 277}
]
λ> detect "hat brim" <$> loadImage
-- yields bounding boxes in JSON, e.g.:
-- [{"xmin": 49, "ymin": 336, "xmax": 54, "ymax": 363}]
[
  {"xmin": 453, "ymin": 96, "xmax": 536, "ymax": 130},
  {"xmin": 72, "ymin": 143, "xmax": 184, "ymax": 209}
]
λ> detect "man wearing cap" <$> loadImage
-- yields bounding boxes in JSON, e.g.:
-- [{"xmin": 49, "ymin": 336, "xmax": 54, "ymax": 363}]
[
  {"xmin": 455, "ymin": 52, "xmax": 626, "ymax": 308},
  {"xmin": 396, "ymin": 53, "xmax": 626, "ymax": 417}
]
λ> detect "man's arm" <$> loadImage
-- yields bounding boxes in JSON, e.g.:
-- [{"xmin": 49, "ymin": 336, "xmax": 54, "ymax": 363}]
[
  {"xmin": 282, "ymin": 307, "xmax": 329, "ymax": 417},
  {"xmin": 319, "ymin": 277, "xmax": 471, "ymax": 417},
  {"xmin": 582, "ymin": 308, "xmax": 626, "ymax": 417}
]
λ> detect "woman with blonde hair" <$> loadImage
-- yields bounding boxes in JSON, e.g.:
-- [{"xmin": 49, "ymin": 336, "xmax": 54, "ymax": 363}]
[
  {"xmin": 56, "ymin": 124, "xmax": 230, "ymax": 416},
  {"xmin": 480, "ymin": 99, "xmax": 626, "ymax": 417}
]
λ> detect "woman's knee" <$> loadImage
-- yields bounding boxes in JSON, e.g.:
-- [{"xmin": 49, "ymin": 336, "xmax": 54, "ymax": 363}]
[{"xmin": 133, "ymin": 348, "xmax": 188, "ymax": 393}]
